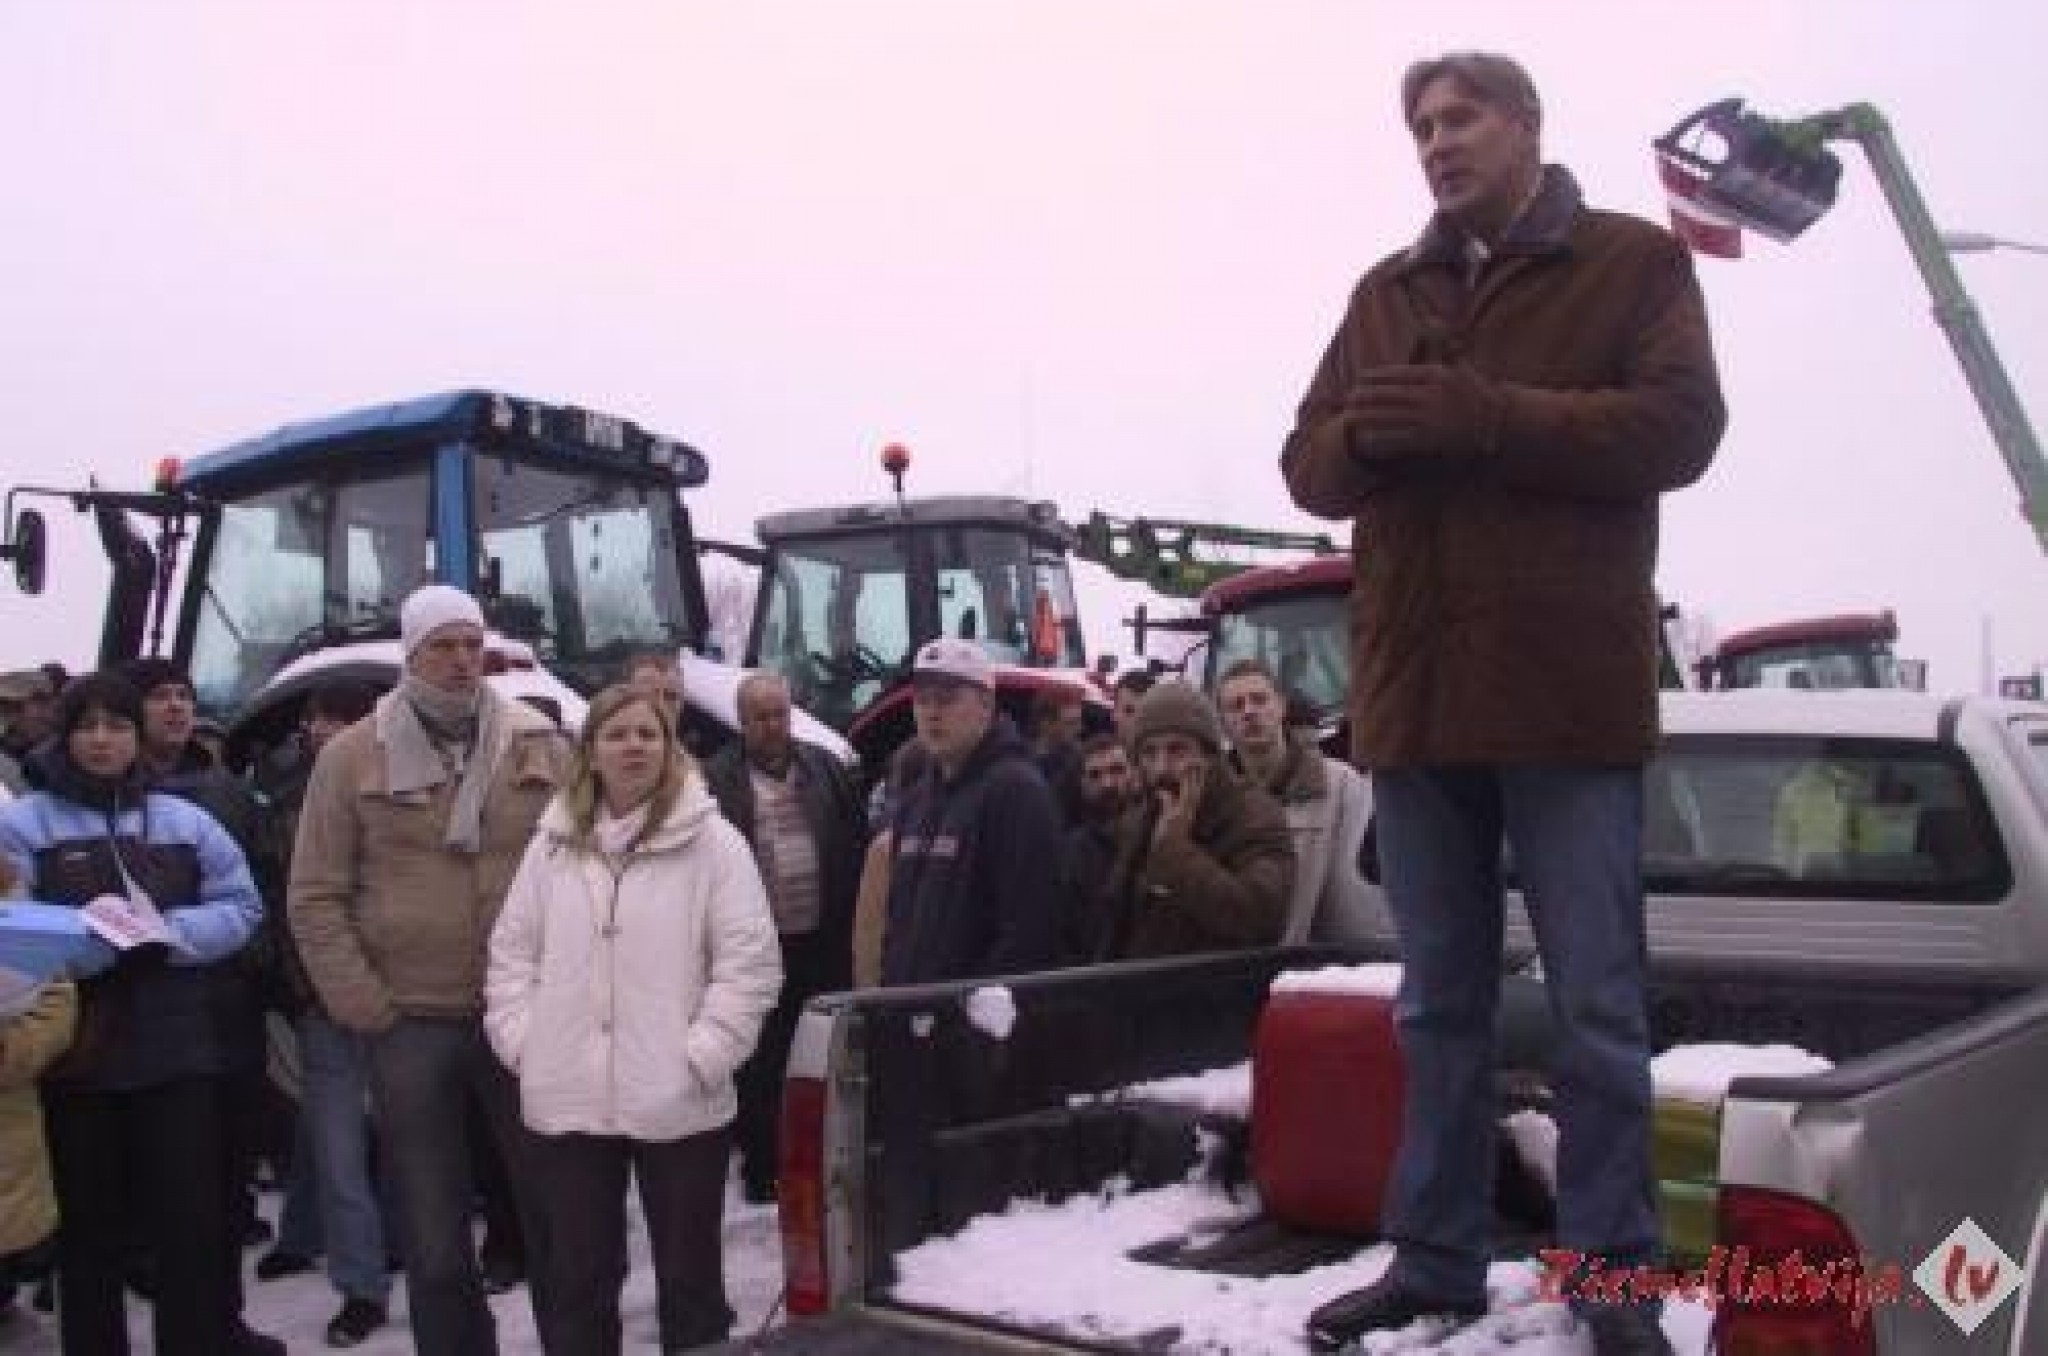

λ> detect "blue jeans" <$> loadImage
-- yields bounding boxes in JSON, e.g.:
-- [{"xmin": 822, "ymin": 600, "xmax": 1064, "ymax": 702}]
[
  {"xmin": 366, "ymin": 1016, "xmax": 546, "ymax": 1356},
  {"xmin": 275, "ymin": 1116, "xmax": 322, "ymax": 1258},
  {"xmin": 297, "ymin": 1009, "xmax": 394, "ymax": 1305},
  {"xmin": 1374, "ymin": 766, "xmax": 1660, "ymax": 1305}
]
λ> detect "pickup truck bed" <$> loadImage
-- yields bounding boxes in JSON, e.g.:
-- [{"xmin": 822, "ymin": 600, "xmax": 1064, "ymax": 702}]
[{"xmin": 735, "ymin": 692, "xmax": 2048, "ymax": 1352}]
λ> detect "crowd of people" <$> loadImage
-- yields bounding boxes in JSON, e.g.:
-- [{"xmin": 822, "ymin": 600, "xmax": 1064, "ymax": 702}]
[
  {"xmin": 0, "ymin": 578, "xmax": 1382, "ymax": 1356},
  {"xmin": 0, "ymin": 47, "xmax": 1713, "ymax": 1356}
]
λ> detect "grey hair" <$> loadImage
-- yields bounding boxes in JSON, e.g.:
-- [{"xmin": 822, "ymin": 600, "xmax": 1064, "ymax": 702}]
[{"xmin": 1400, "ymin": 52, "xmax": 1541, "ymax": 132}]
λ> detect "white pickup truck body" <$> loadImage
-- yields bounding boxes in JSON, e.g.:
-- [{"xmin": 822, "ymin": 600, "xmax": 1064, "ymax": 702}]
[{"xmin": 726, "ymin": 691, "xmax": 2048, "ymax": 1354}]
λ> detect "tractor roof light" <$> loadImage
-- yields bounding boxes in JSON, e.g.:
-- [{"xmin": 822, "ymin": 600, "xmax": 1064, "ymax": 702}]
[
  {"xmin": 1655, "ymin": 98, "xmax": 1844, "ymax": 244},
  {"xmin": 153, "ymin": 457, "xmax": 183, "ymax": 492},
  {"xmin": 880, "ymin": 442, "xmax": 911, "ymax": 499}
]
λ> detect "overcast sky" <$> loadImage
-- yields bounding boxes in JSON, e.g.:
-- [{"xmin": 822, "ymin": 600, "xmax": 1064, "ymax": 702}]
[{"xmin": 3, "ymin": 1, "xmax": 2045, "ymax": 691}]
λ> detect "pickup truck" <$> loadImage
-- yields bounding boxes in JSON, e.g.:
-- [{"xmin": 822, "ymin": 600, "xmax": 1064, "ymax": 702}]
[{"xmin": 720, "ymin": 690, "xmax": 2048, "ymax": 1354}]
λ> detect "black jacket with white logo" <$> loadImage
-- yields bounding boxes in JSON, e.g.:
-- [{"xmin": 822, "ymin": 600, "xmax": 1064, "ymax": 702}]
[{"xmin": 880, "ymin": 720, "xmax": 1064, "ymax": 987}]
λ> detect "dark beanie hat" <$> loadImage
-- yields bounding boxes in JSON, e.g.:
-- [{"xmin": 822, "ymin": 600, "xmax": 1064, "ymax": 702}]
[
  {"xmin": 120, "ymin": 659, "xmax": 194, "ymax": 700},
  {"xmin": 1129, "ymin": 680, "xmax": 1224, "ymax": 753},
  {"xmin": 58, "ymin": 671, "xmax": 145, "ymax": 737},
  {"xmin": 120, "ymin": 656, "xmax": 194, "ymax": 699}
]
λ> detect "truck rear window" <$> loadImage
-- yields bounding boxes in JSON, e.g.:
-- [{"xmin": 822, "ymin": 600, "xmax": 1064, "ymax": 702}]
[{"xmin": 1641, "ymin": 734, "xmax": 2009, "ymax": 903}]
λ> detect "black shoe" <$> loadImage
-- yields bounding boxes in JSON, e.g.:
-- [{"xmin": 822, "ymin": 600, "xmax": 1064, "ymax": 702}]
[
  {"xmin": 325, "ymin": 1297, "xmax": 387, "ymax": 1348},
  {"xmin": 231, "ymin": 1321, "xmax": 288, "ymax": 1356},
  {"xmin": 1582, "ymin": 1306, "xmax": 1674, "ymax": 1356},
  {"xmin": 255, "ymin": 1247, "xmax": 317, "ymax": 1281},
  {"xmin": 241, "ymin": 1216, "xmax": 276, "ymax": 1249},
  {"xmin": 1305, "ymin": 1276, "xmax": 1486, "ymax": 1353},
  {"xmin": 741, "ymin": 1176, "xmax": 778, "ymax": 1206}
]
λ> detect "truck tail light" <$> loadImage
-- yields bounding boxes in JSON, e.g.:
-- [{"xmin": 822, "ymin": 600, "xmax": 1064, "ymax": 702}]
[
  {"xmin": 778, "ymin": 1075, "xmax": 830, "ymax": 1316},
  {"xmin": 1713, "ymin": 1186, "xmax": 1878, "ymax": 1356}
]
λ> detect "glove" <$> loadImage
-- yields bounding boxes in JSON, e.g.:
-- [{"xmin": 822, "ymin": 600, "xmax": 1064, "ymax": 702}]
[{"xmin": 1345, "ymin": 364, "xmax": 1501, "ymax": 462}]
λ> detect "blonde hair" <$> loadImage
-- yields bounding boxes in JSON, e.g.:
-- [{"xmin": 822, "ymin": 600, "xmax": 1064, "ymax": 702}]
[{"xmin": 562, "ymin": 685, "xmax": 695, "ymax": 851}]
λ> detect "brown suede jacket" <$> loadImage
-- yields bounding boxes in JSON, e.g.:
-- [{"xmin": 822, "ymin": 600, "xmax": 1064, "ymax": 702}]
[
  {"xmin": 288, "ymin": 695, "xmax": 566, "ymax": 1032},
  {"xmin": 1096, "ymin": 763, "xmax": 1294, "ymax": 960},
  {"xmin": 1281, "ymin": 166, "xmax": 1726, "ymax": 768}
]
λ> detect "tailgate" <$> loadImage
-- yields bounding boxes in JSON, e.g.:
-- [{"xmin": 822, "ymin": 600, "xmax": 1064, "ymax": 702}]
[{"xmin": 1717, "ymin": 982, "xmax": 2048, "ymax": 1350}]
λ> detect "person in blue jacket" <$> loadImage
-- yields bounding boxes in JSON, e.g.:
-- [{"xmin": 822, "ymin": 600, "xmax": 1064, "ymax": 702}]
[{"xmin": 0, "ymin": 671, "xmax": 268, "ymax": 1356}]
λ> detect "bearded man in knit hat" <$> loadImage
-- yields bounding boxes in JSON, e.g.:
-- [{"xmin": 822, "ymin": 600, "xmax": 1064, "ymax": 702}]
[
  {"xmin": 1089, "ymin": 680, "xmax": 1293, "ymax": 961},
  {"xmin": 289, "ymin": 584, "xmax": 567, "ymax": 1356}
]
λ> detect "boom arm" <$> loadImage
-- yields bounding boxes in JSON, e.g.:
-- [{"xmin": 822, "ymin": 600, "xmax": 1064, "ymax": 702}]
[
  {"xmin": 1815, "ymin": 104, "xmax": 2048, "ymax": 555},
  {"xmin": 1675, "ymin": 100, "xmax": 2048, "ymax": 556},
  {"xmin": 1070, "ymin": 511, "xmax": 1335, "ymax": 598}
]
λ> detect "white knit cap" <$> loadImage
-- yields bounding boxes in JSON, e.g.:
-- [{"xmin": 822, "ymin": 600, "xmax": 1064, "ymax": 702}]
[{"xmin": 399, "ymin": 584, "xmax": 486, "ymax": 655}]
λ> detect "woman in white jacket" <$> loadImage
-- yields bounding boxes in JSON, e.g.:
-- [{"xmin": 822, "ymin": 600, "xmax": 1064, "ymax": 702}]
[{"xmin": 487, "ymin": 685, "xmax": 782, "ymax": 1355}]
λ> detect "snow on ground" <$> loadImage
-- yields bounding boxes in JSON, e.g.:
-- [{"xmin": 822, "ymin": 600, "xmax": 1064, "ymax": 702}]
[
  {"xmin": 891, "ymin": 1175, "xmax": 1713, "ymax": 1355},
  {"xmin": 0, "ymin": 1171, "xmax": 788, "ymax": 1355}
]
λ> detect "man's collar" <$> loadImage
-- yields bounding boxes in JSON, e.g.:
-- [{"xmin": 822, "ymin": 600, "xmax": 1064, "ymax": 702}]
[
  {"xmin": 1230, "ymin": 738, "xmax": 1288, "ymax": 791},
  {"xmin": 1404, "ymin": 164, "xmax": 1582, "ymax": 271}
]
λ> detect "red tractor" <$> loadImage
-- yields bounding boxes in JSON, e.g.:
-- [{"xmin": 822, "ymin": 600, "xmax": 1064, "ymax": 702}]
[{"xmin": 1697, "ymin": 610, "xmax": 1922, "ymax": 691}]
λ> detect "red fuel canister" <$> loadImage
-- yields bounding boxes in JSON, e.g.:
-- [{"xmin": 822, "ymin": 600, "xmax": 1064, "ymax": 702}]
[{"xmin": 1250, "ymin": 988, "xmax": 1405, "ymax": 1237}]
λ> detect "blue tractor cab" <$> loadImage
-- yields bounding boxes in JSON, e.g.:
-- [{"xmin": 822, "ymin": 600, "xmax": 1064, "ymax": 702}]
[{"xmin": 6, "ymin": 390, "xmax": 716, "ymax": 736}]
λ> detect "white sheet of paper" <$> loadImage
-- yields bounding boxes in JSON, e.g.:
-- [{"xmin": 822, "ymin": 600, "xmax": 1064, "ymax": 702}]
[{"xmin": 80, "ymin": 892, "xmax": 173, "ymax": 951}]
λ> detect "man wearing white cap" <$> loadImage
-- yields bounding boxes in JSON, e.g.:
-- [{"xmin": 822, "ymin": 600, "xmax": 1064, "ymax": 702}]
[
  {"xmin": 878, "ymin": 639, "xmax": 1065, "ymax": 985},
  {"xmin": 289, "ymin": 584, "xmax": 568, "ymax": 1356}
]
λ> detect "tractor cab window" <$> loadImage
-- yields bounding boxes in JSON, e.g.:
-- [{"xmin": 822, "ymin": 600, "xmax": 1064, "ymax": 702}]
[
  {"xmin": 1210, "ymin": 592, "xmax": 1350, "ymax": 723},
  {"xmin": 932, "ymin": 527, "xmax": 1083, "ymax": 669},
  {"xmin": 1725, "ymin": 642, "xmax": 1898, "ymax": 691},
  {"xmin": 188, "ymin": 459, "xmax": 433, "ymax": 716},
  {"xmin": 474, "ymin": 453, "xmax": 692, "ymax": 694},
  {"xmin": 756, "ymin": 531, "xmax": 911, "ymax": 730}
]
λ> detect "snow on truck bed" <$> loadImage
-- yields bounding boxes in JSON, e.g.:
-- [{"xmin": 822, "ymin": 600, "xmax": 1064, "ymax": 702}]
[
  {"xmin": 890, "ymin": 967, "xmax": 1831, "ymax": 1354},
  {"xmin": 891, "ymin": 1174, "xmax": 1716, "ymax": 1355}
]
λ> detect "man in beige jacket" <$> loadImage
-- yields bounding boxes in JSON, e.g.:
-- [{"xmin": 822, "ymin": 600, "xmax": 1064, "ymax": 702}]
[
  {"xmin": 1215, "ymin": 659, "xmax": 1388, "ymax": 947},
  {"xmin": 289, "ymin": 585, "xmax": 567, "ymax": 1356}
]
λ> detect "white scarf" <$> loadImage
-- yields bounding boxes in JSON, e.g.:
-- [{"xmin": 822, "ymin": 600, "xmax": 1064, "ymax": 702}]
[{"xmin": 375, "ymin": 681, "xmax": 509, "ymax": 854}]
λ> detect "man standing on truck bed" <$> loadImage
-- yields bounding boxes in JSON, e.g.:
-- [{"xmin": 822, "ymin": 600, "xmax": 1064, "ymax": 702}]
[
  {"xmin": 880, "ymin": 639, "xmax": 1065, "ymax": 985},
  {"xmin": 1279, "ymin": 52, "xmax": 1725, "ymax": 1356}
]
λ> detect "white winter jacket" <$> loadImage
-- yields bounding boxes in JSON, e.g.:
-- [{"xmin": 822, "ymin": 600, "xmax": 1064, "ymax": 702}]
[{"xmin": 485, "ymin": 776, "xmax": 783, "ymax": 1141}]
